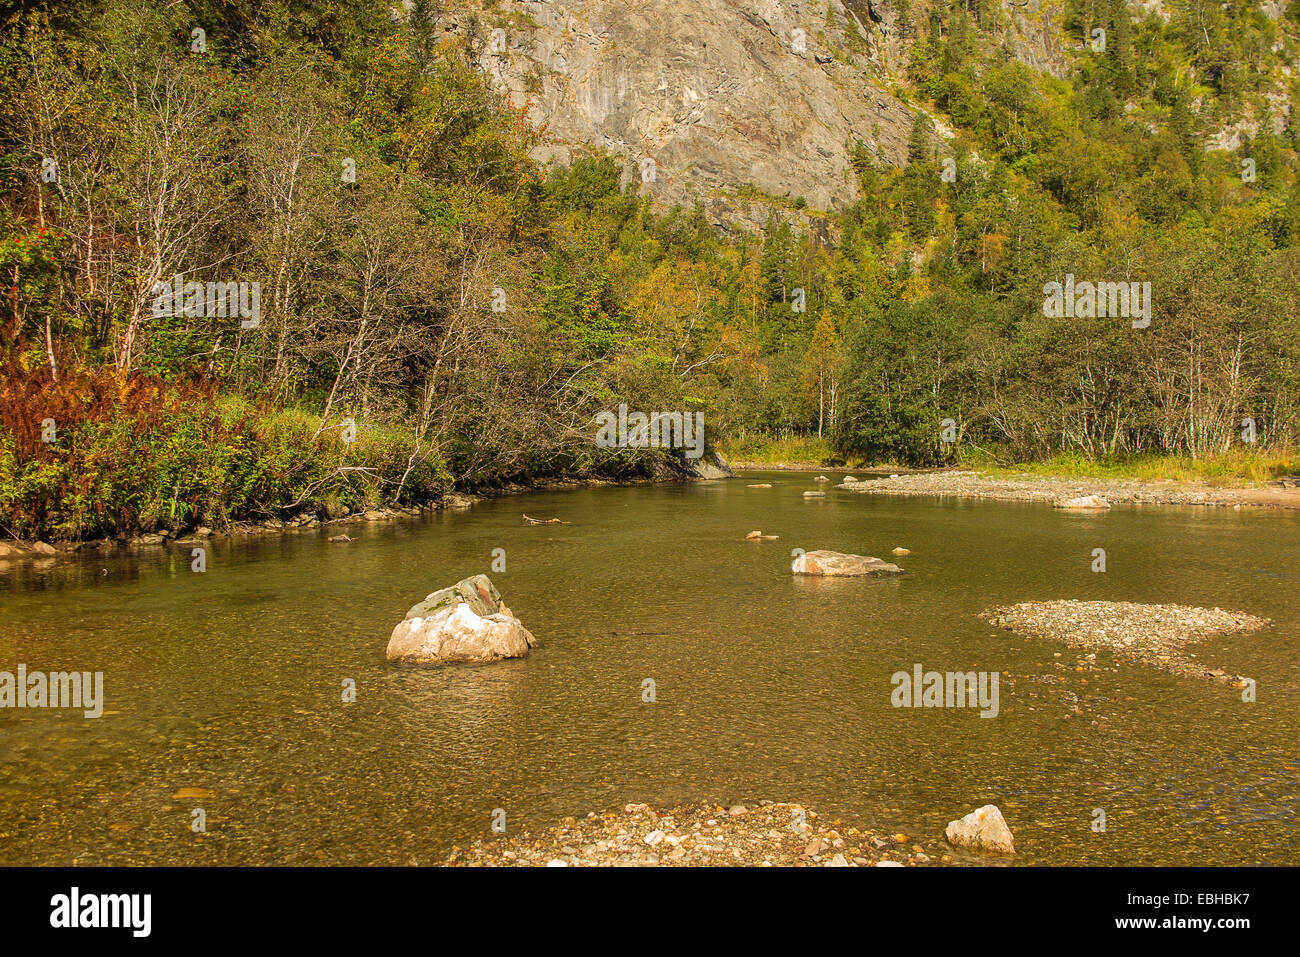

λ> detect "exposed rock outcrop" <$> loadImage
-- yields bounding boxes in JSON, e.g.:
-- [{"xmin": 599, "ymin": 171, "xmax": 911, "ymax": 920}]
[
  {"xmin": 431, "ymin": 1, "xmax": 1289, "ymax": 233},
  {"xmin": 455, "ymin": 0, "xmax": 921, "ymax": 226},
  {"xmin": 688, "ymin": 448, "xmax": 733, "ymax": 479}
]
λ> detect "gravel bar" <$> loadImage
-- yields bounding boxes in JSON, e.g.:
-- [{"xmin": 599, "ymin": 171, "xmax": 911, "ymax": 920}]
[{"xmin": 985, "ymin": 600, "xmax": 1268, "ymax": 683}]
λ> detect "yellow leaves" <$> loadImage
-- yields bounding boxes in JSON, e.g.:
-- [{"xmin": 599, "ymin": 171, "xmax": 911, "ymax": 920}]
[{"xmin": 898, "ymin": 274, "xmax": 930, "ymax": 303}]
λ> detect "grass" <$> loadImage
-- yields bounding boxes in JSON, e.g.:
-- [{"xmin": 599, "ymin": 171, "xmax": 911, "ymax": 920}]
[
  {"xmin": 719, "ymin": 433, "xmax": 1298, "ymax": 484},
  {"xmin": 719, "ymin": 435, "xmax": 836, "ymax": 467},
  {"xmin": 963, "ymin": 450, "xmax": 1298, "ymax": 485}
]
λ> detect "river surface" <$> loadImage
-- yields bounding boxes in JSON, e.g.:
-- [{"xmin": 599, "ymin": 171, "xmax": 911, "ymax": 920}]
[{"xmin": 2, "ymin": 472, "xmax": 1297, "ymax": 865}]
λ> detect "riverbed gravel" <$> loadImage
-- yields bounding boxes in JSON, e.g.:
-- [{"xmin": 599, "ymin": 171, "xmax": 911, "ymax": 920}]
[{"xmin": 445, "ymin": 801, "xmax": 957, "ymax": 867}]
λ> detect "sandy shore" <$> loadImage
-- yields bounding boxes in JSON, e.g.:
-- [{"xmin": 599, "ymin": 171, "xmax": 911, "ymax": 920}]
[
  {"xmin": 446, "ymin": 800, "xmax": 961, "ymax": 867},
  {"xmin": 834, "ymin": 471, "xmax": 1300, "ymax": 509}
]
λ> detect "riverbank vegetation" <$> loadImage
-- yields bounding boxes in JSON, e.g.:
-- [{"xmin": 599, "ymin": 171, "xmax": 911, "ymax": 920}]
[{"xmin": 2, "ymin": 0, "xmax": 1298, "ymax": 540}]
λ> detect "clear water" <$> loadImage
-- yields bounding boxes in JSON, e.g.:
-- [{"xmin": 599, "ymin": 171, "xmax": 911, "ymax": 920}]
[{"xmin": 1, "ymin": 472, "xmax": 1297, "ymax": 864}]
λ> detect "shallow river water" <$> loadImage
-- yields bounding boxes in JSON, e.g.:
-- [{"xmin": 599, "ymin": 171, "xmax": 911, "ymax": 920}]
[{"xmin": 2, "ymin": 472, "xmax": 1297, "ymax": 865}]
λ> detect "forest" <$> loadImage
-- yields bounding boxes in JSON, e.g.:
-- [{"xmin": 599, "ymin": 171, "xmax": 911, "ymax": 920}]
[{"xmin": 2, "ymin": 0, "xmax": 1298, "ymax": 540}]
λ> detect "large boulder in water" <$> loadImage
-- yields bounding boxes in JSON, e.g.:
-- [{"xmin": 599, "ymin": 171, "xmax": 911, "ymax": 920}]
[
  {"xmin": 388, "ymin": 574, "xmax": 538, "ymax": 664},
  {"xmin": 791, "ymin": 550, "xmax": 904, "ymax": 577},
  {"xmin": 944, "ymin": 805, "xmax": 1015, "ymax": 855}
]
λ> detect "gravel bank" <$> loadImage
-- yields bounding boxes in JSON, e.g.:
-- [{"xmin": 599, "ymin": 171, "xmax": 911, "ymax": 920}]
[
  {"xmin": 446, "ymin": 801, "xmax": 958, "ymax": 867},
  {"xmin": 985, "ymin": 600, "xmax": 1268, "ymax": 683},
  {"xmin": 837, "ymin": 471, "xmax": 1300, "ymax": 509}
]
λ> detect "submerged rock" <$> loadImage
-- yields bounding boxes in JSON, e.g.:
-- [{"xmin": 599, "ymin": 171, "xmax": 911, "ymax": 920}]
[
  {"xmin": 802, "ymin": 490, "xmax": 826, "ymax": 498},
  {"xmin": 945, "ymin": 805, "xmax": 1015, "ymax": 855},
  {"xmin": 891, "ymin": 547, "xmax": 910, "ymax": 556},
  {"xmin": 1055, "ymin": 494, "xmax": 1110, "ymax": 509},
  {"xmin": 791, "ymin": 550, "xmax": 905, "ymax": 577},
  {"xmin": 388, "ymin": 574, "xmax": 537, "ymax": 664}
]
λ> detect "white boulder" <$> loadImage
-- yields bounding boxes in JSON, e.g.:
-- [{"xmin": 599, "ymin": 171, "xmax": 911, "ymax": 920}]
[
  {"xmin": 387, "ymin": 574, "xmax": 537, "ymax": 664},
  {"xmin": 944, "ymin": 805, "xmax": 1015, "ymax": 854}
]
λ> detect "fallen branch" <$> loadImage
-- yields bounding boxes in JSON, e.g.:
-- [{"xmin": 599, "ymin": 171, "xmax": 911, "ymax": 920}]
[{"xmin": 522, "ymin": 514, "xmax": 569, "ymax": 525}]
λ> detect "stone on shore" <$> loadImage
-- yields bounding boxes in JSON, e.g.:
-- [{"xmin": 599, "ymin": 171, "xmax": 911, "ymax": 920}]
[
  {"xmin": 1054, "ymin": 494, "xmax": 1110, "ymax": 510},
  {"xmin": 945, "ymin": 805, "xmax": 1015, "ymax": 854},
  {"xmin": 387, "ymin": 574, "xmax": 537, "ymax": 664},
  {"xmin": 792, "ymin": 550, "xmax": 905, "ymax": 577}
]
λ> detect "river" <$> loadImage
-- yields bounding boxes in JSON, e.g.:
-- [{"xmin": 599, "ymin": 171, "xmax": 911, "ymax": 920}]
[{"xmin": 2, "ymin": 472, "xmax": 1297, "ymax": 864}]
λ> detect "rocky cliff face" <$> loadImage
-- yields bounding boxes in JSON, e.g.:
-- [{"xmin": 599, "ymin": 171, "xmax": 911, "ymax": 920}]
[
  {"xmin": 436, "ymin": 1, "xmax": 1286, "ymax": 225},
  {"xmin": 447, "ymin": 0, "xmax": 914, "ymax": 226},
  {"xmin": 440, "ymin": 0, "xmax": 1076, "ymax": 226}
]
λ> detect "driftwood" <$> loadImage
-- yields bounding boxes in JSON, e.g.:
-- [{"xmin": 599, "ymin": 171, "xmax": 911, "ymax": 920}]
[{"xmin": 522, "ymin": 514, "xmax": 569, "ymax": 525}]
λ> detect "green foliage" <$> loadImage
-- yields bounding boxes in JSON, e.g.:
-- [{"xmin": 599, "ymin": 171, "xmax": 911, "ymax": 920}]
[{"xmin": 1, "ymin": 0, "xmax": 1298, "ymax": 543}]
